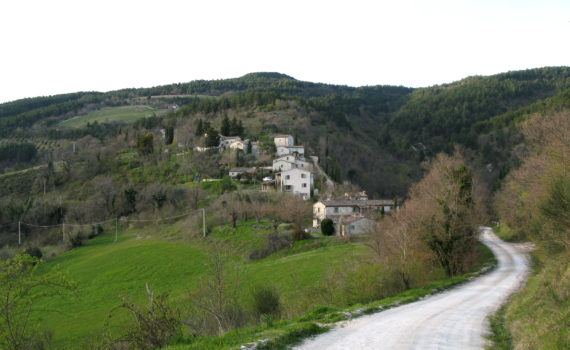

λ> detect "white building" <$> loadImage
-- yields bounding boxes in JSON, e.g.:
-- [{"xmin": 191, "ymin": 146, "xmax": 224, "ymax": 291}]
[
  {"xmin": 272, "ymin": 156, "xmax": 312, "ymax": 172},
  {"xmin": 276, "ymin": 145, "xmax": 305, "ymax": 157},
  {"xmin": 274, "ymin": 134, "xmax": 294, "ymax": 147},
  {"xmin": 277, "ymin": 168, "xmax": 313, "ymax": 200},
  {"xmin": 219, "ymin": 136, "xmax": 241, "ymax": 148},
  {"xmin": 230, "ymin": 140, "xmax": 260, "ymax": 155},
  {"xmin": 229, "ymin": 167, "xmax": 256, "ymax": 178}
]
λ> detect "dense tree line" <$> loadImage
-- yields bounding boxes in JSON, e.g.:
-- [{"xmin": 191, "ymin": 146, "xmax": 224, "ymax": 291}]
[
  {"xmin": 0, "ymin": 143, "xmax": 37, "ymax": 163},
  {"xmin": 0, "ymin": 93, "xmax": 106, "ymax": 136},
  {"xmin": 385, "ymin": 67, "xmax": 570, "ymax": 155}
]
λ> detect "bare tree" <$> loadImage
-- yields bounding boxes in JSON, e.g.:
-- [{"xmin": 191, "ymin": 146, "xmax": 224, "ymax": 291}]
[{"xmin": 187, "ymin": 242, "xmax": 244, "ymax": 335}]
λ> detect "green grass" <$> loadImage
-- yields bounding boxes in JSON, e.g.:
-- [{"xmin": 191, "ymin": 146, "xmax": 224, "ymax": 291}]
[
  {"xmin": 499, "ymin": 252, "xmax": 569, "ymax": 350},
  {"xmin": 493, "ymin": 224, "xmax": 526, "ymax": 242},
  {"xmin": 486, "ymin": 306, "xmax": 513, "ymax": 350},
  {"xmin": 32, "ymin": 221, "xmax": 364, "ymax": 347},
  {"xmin": 170, "ymin": 241, "xmax": 496, "ymax": 349},
  {"xmin": 58, "ymin": 105, "xmax": 166, "ymax": 128}
]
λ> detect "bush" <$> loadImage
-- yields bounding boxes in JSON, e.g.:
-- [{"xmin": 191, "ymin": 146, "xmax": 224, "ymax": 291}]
[
  {"xmin": 292, "ymin": 229, "xmax": 311, "ymax": 241},
  {"xmin": 24, "ymin": 247, "xmax": 42, "ymax": 260},
  {"xmin": 249, "ymin": 232, "xmax": 291, "ymax": 260},
  {"xmin": 252, "ymin": 285, "xmax": 281, "ymax": 319},
  {"xmin": 68, "ymin": 233, "xmax": 83, "ymax": 249},
  {"xmin": 321, "ymin": 218, "xmax": 335, "ymax": 236}
]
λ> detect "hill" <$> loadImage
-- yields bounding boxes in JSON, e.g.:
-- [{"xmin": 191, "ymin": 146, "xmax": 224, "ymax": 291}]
[{"xmin": 1, "ymin": 67, "xmax": 569, "ymax": 349}]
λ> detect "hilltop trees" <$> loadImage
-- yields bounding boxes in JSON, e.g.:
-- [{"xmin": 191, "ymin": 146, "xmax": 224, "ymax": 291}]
[{"xmin": 137, "ymin": 132, "xmax": 154, "ymax": 155}]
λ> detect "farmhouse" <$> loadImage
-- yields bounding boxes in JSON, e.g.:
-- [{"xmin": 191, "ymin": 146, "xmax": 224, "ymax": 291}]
[
  {"xmin": 219, "ymin": 136, "xmax": 241, "ymax": 148},
  {"xmin": 272, "ymin": 156, "xmax": 312, "ymax": 172},
  {"xmin": 276, "ymin": 145, "xmax": 305, "ymax": 157},
  {"xmin": 312, "ymin": 199, "xmax": 395, "ymax": 228},
  {"xmin": 274, "ymin": 134, "xmax": 294, "ymax": 147},
  {"xmin": 228, "ymin": 167, "xmax": 256, "ymax": 179},
  {"xmin": 230, "ymin": 139, "xmax": 260, "ymax": 155},
  {"xmin": 339, "ymin": 216, "xmax": 375, "ymax": 236},
  {"xmin": 275, "ymin": 168, "xmax": 313, "ymax": 200}
]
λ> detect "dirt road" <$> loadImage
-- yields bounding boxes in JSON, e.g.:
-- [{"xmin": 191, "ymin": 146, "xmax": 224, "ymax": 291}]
[{"xmin": 296, "ymin": 228, "xmax": 530, "ymax": 349}]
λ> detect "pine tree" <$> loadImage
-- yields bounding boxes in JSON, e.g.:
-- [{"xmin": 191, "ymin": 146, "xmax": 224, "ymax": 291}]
[
  {"xmin": 195, "ymin": 119, "xmax": 204, "ymax": 136},
  {"xmin": 221, "ymin": 115, "xmax": 231, "ymax": 136}
]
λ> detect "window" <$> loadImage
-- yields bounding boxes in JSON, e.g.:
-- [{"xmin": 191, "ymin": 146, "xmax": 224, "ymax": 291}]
[
  {"xmin": 334, "ymin": 207, "xmax": 339, "ymax": 213},
  {"xmin": 301, "ymin": 173, "xmax": 306, "ymax": 178},
  {"xmin": 302, "ymin": 183, "xmax": 307, "ymax": 188},
  {"xmin": 350, "ymin": 225, "xmax": 355, "ymax": 230},
  {"xmin": 285, "ymin": 175, "xmax": 290, "ymax": 180},
  {"xmin": 353, "ymin": 207, "xmax": 359, "ymax": 213}
]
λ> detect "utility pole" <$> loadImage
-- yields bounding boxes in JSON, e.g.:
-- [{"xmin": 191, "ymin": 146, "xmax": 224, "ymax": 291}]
[
  {"xmin": 115, "ymin": 218, "xmax": 118, "ymax": 242},
  {"xmin": 18, "ymin": 221, "xmax": 21, "ymax": 245},
  {"xmin": 202, "ymin": 208, "xmax": 206, "ymax": 238},
  {"xmin": 62, "ymin": 223, "xmax": 65, "ymax": 242}
]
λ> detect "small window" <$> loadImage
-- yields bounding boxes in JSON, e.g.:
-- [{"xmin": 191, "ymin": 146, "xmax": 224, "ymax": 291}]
[
  {"xmin": 334, "ymin": 207, "xmax": 339, "ymax": 213},
  {"xmin": 285, "ymin": 175, "xmax": 290, "ymax": 180},
  {"xmin": 302, "ymin": 183, "xmax": 307, "ymax": 188},
  {"xmin": 350, "ymin": 225, "xmax": 355, "ymax": 230},
  {"xmin": 301, "ymin": 173, "xmax": 306, "ymax": 178}
]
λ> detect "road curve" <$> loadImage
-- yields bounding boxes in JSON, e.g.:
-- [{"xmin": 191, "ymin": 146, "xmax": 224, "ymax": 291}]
[{"xmin": 296, "ymin": 228, "xmax": 530, "ymax": 350}]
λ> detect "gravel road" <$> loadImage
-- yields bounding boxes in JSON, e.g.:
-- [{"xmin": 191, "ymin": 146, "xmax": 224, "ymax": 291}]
[{"xmin": 296, "ymin": 227, "xmax": 530, "ymax": 350}]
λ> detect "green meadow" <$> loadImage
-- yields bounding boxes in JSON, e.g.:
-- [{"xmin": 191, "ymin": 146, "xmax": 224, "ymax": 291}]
[
  {"xmin": 58, "ymin": 105, "xmax": 166, "ymax": 128},
  {"xmin": 34, "ymin": 220, "xmax": 365, "ymax": 347}
]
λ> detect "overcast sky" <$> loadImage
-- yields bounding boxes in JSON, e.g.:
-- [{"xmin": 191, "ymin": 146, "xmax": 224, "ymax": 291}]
[{"xmin": 0, "ymin": 0, "xmax": 568, "ymax": 103}]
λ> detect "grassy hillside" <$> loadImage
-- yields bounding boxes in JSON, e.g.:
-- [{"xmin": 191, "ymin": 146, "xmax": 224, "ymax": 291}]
[
  {"xmin": 33, "ymin": 220, "xmax": 365, "ymax": 347},
  {"xmin": 488, "ymin": 110, "xmax": 569, "ymax": 349},
  {"xmin": 58, "ymin": 105, "xmax": 166, "ymax": 128}
]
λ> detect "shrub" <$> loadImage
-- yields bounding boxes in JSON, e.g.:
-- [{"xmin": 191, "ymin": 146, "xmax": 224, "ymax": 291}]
[
  {"xmin": 292, "ymin": 229, "xmax": 311, "ymax": 241},
  {"xmin": 107, "ymin": 285, "xmax": 181, "ymax": 349},
  {"xmin": 249, "ymin": 232, "xmax": 291, "ymax": 260},
  {"xmin": 252, "ymin": 285, "xmax": 281, "ymax": 319},
  {"xmin": 24, "ymin": 247, "xmax": 42, "ymax": 260},
  {"xmin": 321, "ymin": 218, "xmax": 335, "ymax": 236},
  {"xmin": 68, "ymin": 233, "xmax": 83, "ymax": 249}
]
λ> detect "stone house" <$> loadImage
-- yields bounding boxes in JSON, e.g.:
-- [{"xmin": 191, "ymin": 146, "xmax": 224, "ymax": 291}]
[
  {"xmin": 275, "ymin": 168, "xmax": 313, "ymax": 200},
  {"xmin": 219, "ymin": 136, "xmax": 241, "ymax": 148},
  {"xmin": 339, "ymin": 216, "xmax": 376, "ymax": 236},
  {"xmin": 312, "ymin": 199, "xmax": 395, "ymax": 228},
  {"xmin": 274, "ymin": 134, "xmax": 294, "ymax": 147},
  {"xmin": 272, "ymin": 156, "xmax": 312, "ymax": 172},
  {"xmin": 229, "ymin": 167, "xmax": 256, "ymax": 179},
  {"xmin": 276, "ymin": 145, "xmax": 305, "ymax": 157}
]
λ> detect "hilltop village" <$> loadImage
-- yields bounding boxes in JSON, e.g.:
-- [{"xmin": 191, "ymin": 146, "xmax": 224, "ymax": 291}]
[{"xmin": 198, "ymin": 133, "xmax": 397, "ymax": 235}]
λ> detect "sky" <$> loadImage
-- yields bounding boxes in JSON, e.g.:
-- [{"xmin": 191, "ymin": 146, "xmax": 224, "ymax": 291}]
[{"xmin": 0, "ymin": 0, "xmax": 569, "ymax": 103}]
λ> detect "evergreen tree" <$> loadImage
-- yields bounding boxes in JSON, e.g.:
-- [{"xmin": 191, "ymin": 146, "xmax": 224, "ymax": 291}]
[
  {"xmin": 195, "ymin": 119, "xmax": 204, "ymax": 136},
  {"xmin": 221, "ymin": 115, "xmax": 231, "ymax": 136},
  {"xmin": 164, "ymin": 125, "xmax": 174, "ymax": 145},
  {"xmin": 205, "ymin": 128, "xmax": 220, "ymax": 147}
]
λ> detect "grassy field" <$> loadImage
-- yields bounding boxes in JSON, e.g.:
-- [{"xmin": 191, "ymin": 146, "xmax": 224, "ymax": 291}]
[
  {"xmin": 58, "ymin": 105, "xmax": 166, "ymax": 128},
  {"xmin": 33, "ymin": 220, "xmax": 365, "ymax": 347},
  {"xmin": 487, "ymin": 224, "xmax": 569, "ymax": 350}
]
